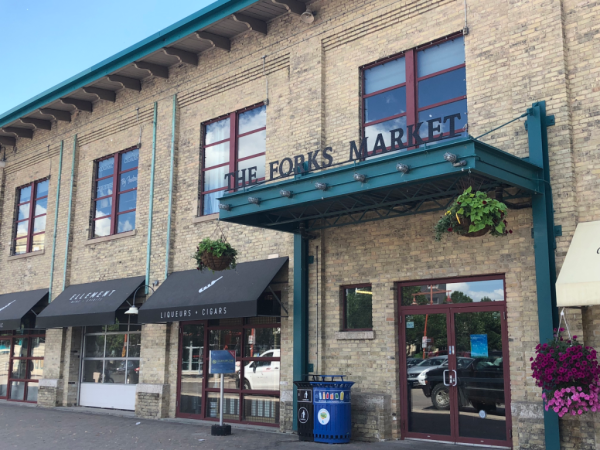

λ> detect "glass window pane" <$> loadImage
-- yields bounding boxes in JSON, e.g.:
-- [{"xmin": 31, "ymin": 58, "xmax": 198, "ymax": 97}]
[
  {"xmin": 120, "ymin": 149, "xmax": 139, "ymax": 172},
  {"xmin": 14, "ymin": 238, "xmax": 27, "ymax": 255},
  {"xmin": 31, "ymin": 338, "xmax": 45, "ymax": 357},
  {"xmin": 365, "ymin": 86, "xmax": 406, "ymax": 124},
  {"xmin": 239, "ymin": 106, "xmax": 266, "ymax": 134},
  {"xmin": 418, "ymin": 99, "xmax": 468, "ymax": 141},
  {"xmin": 244, "ymin": 328, "xmax": 281, "ymax": 357},
  {"xmin": 98, "ymin": 157, "xmax": 115, "ymax": 179},
  {"xmin": 204, "ymin": 166, "xmax": 229, "ymax": 192},
  {"xmin": 119, "ymin": 169, "xmax": 138, "ymax": 192},
  {"xmin": 104, "ymin": 360, "xmax": 127, "ymax": 384},
  {"xmin": 205, "ymin": 142, "xmax": 230, "ymax": 168},
  {"xmin": 16, "ymin": 220, "xmax": 29, "ymax": 238},
  {"xmin": 418, "ymin": 67, "xmax": 466, "ymax": 108},
  {"xmin": 26, "ymin": 382, "xmax": 39, "ymax": 402},
  {"xmin": 105, "ymin": 334, "xmax": 126, "ymax": 358},
  {"xmin": 118, "ymin": 191, "xmax": 137, "ymax": 213},
  {"xmin": 206, "ymin": 118, "xmax": 230, "ymax": 145},
  {"xmin": 365, "ymin": 57, "xmax": 406, "ymax": 94},
  {"xmin": 82, "ymin": 360, "xmax": 104, "ymax": 383},
  {"xmin": 35, "ymin": 198, "xmax": 47, "ymax": 216},
  {"xmin": 207, "ymin": 392, "xmax": 239, "ymax": 419},
  {"xmin": 19, "ymin": 186, "xmax": 32, "ymax": 203},
  {"xmin": 418, "ymin": 36, "xmax": 465, "ymax": 77},
  {"xmin": 29, "ymin": 360, "xmax": 44, "ymax": 379},
  {"xmin": 96, "ymin": 177, "xmax": 113, "ymax": 198},
  {"xmin": 18, "ymin": 203, "xmax": 30, "ymax": 221},
  {"xmin": 13, "ymin": 338, "xmax": 28, "ymax": 357},
  {"xmin": 126, "ymin": 360, "xmax": 140, "ymax": 384},
  {"xmin": 401, "ymin": 279, "xmax": 505, "ymax": 307},
  {"xmin": 345, "ymin": 286, "xmax": 373, "ymax": 329},
  {"xmin": 11, "ymin": 360, "xmax": 28, "ymax": 379},
  {"xmin": 128, "ymin": 334, "xmax": 141, "ymax": 358},
  {"xmin": 238, "ymin": 155, "xmax": 266, "ymax": 182},
  {"xmin": 36, "ymin": 180, "xmax": 49, "ymax": 198},
  {"xmin": 117, "ymin": 211, "xmax": 136, "ymax": 233},
  {"xmin": 243, "ymin": 395, "xmax": 280, "ymax": 424},
  {"xmin": 203, "ymin": 190, "xmax": 224, "ymax": 216},
  {"xmin": 86, "ymin": 325, "xmax": 105, "ymax": 333},
  {"xmin": 34, "ymin": 216, "xmax": 46, "ymax": 233},
  {"xmin": 94, "ymin": 217, "xmax": 111, "ymax": 238},
  {"xmin": 95, "ymin": 197, "xmax": 112, "ymax": 218},
  {"xmin": 9, "ymin": 381, "xmax": 25, "ymax": 400},
  {"xmin": 32, "ymin": 234, "xmax": 44, "ymax": 252},
  {"xmin": 242, "ymin": 359, "xmax": 280, "ymax": 391},
  {"xmin": 85, "ymin": 335, "xmax": 105, "ymax": 357},
  {"xmin": 0, "ymin": 340, "xmax": 9, "ymax": 397},
  {"xmin": 364, "ymin": 116, "xmax": 408, "ymax": 154},
  {"xmin": 238, "ymin": 130, "xmax": 266, "ymax": 159},
  {"xmin": 209, "ymin": 329, "xmax": 242, "ymax": 357}
]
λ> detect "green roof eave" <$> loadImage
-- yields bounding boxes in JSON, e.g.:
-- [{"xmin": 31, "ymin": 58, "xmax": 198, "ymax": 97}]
[
  {"xmin": 218, "ymin": 137, "xmax": 543, "ymax": 231},
  {"xmin": 0, "ymin": 0, "xmax": 259, "ymax": 128}
]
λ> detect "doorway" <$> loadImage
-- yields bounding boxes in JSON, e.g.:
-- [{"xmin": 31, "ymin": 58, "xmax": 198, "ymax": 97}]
[{"xmin": 398, "ymin": 276, "xmax": 512, "ymax": 448}]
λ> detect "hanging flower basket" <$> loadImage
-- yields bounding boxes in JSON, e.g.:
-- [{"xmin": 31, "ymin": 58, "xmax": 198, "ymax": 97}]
[
  {"xmin": 434, "ymin": 187, "xmax": 511, "ymax": 240},
  {"xmin": 531, "ymin": 329, "xmax": 600, "ymax": 417},
  {"xmin": 193, "ymin": 238, "xmax": 237, "ymax": 272}
]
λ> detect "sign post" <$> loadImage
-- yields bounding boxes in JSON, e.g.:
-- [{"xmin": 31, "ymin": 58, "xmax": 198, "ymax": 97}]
[{"xmin": 209, "ymin": 350, "xmax": 236, "ymax": 436}]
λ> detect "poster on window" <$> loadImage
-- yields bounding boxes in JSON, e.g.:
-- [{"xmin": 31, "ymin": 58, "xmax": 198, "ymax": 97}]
[{"xmin": 470, "ymin": 334, "xmax": 489, "ymax": 357}]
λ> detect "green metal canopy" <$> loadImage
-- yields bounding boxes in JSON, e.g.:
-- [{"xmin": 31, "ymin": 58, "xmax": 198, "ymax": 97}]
[{"xmin": 218, "ymin": 136, "xmax": 542, "ymax": 233}]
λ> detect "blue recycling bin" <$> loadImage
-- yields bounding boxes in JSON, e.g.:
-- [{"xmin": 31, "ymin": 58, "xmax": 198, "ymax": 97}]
[{"xmin": 310, "ymin": 375, "xmax": 354, "ymax": 444}]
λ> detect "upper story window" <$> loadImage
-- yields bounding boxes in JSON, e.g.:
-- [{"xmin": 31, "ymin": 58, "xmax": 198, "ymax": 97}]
[
  {"xmin": 200, "ymin": 104, "xmax": 266, "ymax": 216},
  {"xmin": 362, "ymin": 35, "xmax": 466, "ymax": 153},
  {"xmin": 13, "ymin": 179, "xmax": 49, "ymax": 255},
  {"xmin": 92, "ymin": 148, "xmax": 139, "ymax": 238}
]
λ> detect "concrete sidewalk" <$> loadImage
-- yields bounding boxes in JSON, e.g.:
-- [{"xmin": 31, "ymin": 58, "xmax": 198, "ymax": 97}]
[{"xmin": 0, "ymin": 401, "xmax": 498, "ymax": 449}]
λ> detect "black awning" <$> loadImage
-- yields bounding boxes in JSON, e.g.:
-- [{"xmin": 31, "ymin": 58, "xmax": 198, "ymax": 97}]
[
  {"xmin": 35, "ymin": 276, "xmax": 145, "ymax": 329},
  {"xmin": 139, "ymin": 257, "xmax": 288, "ymax": 323},
  {"xmin": 0, "ymin": 289, "xmax": 48, "ymax": 330}
]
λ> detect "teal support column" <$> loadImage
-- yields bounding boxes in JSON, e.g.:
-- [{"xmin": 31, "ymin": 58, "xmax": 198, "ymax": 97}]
[
  {"xmin": 527, "ymin": 101, "xmax": 560, "ymax": 449},
  {"xmin": 292, "ymin": 232, "xmax": 308, "ymax": 431}
]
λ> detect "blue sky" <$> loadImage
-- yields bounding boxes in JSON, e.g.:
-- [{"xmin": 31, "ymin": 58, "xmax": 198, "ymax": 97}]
[{"xmin": 0, "ymin": 0, "xmax": 217, "ymax": 115}]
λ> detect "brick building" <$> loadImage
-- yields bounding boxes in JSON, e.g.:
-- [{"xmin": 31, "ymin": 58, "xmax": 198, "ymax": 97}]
[{"xmin": 0, "ymin": 0, "xmax": 599, "ymax": 448}]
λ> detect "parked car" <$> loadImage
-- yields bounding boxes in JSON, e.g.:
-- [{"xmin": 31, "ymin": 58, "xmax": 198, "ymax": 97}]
[
  {"xmin": 422, "ymin": 356, "xmax": 505, "ymax": 411},
  {"xmin": 407, "ymin": 356, "xmax": 448, "ymax": 388},
  {"xmin": 406, "ymin": 357, "xmax": 422, "ymax": 368},
  {"xmin": 239, "ymin": 349, "xmax": 280, "ymax": 390}
]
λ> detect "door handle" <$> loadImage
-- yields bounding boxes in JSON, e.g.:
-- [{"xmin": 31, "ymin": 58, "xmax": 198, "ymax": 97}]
[
  {"xmin": 452, "ymin": 370, "xmax": 458, "ymax": 386},
  {"xmin": 443, "ymin": 370, "xmax": 450, "ymax": 386}
]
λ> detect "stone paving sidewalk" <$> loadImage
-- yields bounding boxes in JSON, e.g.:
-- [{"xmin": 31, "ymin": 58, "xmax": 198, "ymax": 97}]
[{"xmin": 0, "ymin": 401, "xmax": 493, "ymax": 450}]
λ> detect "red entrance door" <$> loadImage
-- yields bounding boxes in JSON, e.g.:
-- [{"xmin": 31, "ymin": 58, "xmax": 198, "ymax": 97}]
[{"xmin": 398, "ymin": 277, "xmax": 512, "ymax": 448}]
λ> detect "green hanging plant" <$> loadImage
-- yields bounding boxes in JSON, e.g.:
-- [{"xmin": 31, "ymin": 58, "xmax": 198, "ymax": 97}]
[
  {"xmin": 193, "ymin": 238, "xmax": 237, "ymax": 272},
  {"xmin": 434, "ymin": 187, "xmax": 511, "ymax": 241}
]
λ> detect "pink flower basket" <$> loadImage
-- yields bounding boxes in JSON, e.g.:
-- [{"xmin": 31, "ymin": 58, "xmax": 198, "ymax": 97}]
[{"xmin": 531, "ymin": 329, "xmax": 600, "ymax": 417}]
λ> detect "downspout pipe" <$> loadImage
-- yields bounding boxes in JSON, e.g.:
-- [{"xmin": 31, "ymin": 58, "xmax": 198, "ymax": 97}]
[
  {"xmin": 49, "ymin": 141, "xmax": 64, "ymax": 300},
  {"xmin": 145, "ymin": 102, "xmax": 158, "ymax": 294},
  {"xmin": 165, "ymin": 95, "xmax": 177, "ymax": 280},
  {"xmin": 62, "ymin": 135, "xmax": 77, "ymax": 290},
  {"xmin": 292, "ymin": 227, "xmax": 309, "ymax": 431},
  {"xmin": 527, "ymin": 101, "xmax": 560, "ymax": 449}
]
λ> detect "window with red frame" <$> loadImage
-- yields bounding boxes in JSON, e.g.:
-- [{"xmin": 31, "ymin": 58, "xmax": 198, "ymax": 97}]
[
  {"xmin": 14, "ymin": 179, "xmax": 49, "ymax": 255},
  {"xmin": 92, "ymin": 148, "xmax": 139, "ymax": 238},
  {"xmin": 342, "ymin": 285, "xmax": 373, "ymax": 331},
  {"xmin": 362, "ymin": 35, "xmax": 467, "ymax": 154},
  {"xmin": 200, "ymin": 104, "xmax": 266, "ymax": 216}
]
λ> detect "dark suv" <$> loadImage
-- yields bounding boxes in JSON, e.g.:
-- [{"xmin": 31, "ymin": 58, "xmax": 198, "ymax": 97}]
[{"xmin": 422, "ymin": 356, "xmax": 505, "ymax": 411}]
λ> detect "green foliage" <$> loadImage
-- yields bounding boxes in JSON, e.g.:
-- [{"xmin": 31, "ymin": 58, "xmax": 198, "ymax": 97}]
[
  {"xmin": 434, "ymin": 187, "xmax": 510, "ymax": 240},
  {"xmin": 193, "ymin": 238, "xmax": 237, "ymax": 272},
  {"xmin": 346, "ymin": 291, "xmax": 373, "ymax": 329}
]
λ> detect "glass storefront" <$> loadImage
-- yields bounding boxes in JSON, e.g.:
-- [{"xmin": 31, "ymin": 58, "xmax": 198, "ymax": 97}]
[
  {"xmin": 177, "ymin": 316, "xmax": 281, "ymax": 425},
  {"xmin": 0, "ymin": 329, "xmax": 45, "ymax": 402}
]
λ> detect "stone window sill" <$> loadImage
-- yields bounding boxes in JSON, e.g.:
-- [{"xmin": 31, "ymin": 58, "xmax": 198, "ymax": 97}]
[
  {"xmin": 8, "ymin": 249, "xmax": 45, "ymax": 261},
  {"xmin": 335, "ymin": 331, "xmax": 375, "ymax": 340},
  {"xmin": 85, "ymin": 230, "xmax": 136, "ymax": 246},
  {"xmin": 193, "ymin": 214, "xmax": 218, "ymax": 224}
]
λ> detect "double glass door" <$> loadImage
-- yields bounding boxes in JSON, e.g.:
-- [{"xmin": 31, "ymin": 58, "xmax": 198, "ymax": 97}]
[{"xmin": 400, "ymin": 278, "xmax": 511, "ymax": 447}]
